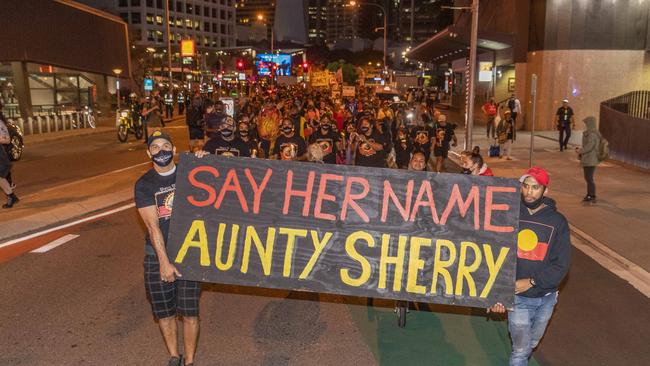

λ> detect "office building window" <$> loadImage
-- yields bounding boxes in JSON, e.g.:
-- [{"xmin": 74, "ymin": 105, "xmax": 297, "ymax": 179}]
[
  {"xmin": 131, "ymin": 12, "xmax": 141, "ymax": 24},
  {"xmin": 194, "ymin": 20, "xmax": 200, "ymax": 30},
  {"xmin": 186, "ymin": 4, "xmax": 193, "ymax": 13},
  {"xmin": 195, "ymin": 5, "xmax": 201, "ymax": 15},
  {"xmin": 220, "ymin": 10, "xmax": 225, "ymax": 20},
  {"xmin": 185, "ymin": 18, "xmax": 192, "ymax": 28},
  {"xmin": 204, "ymin": 22, "xmax": 210, "ymax": 32},
  {"xmin": 155, "ymin": 15, "xmax": 163, "ymax": 25},
  {"xmin": 156, "ymin": 0, "xmax": 162, "ymax": 9},
  {"xmin": 221, "ymin": 24, "xmax": 226, "ymax": 34},
  {"xmin": 204, "ymin": 7, "xmax": 210, "ymax": 16},
  {"xmin": 147, "ymin": 30, "xmax": 155, "ymax": 41},
  {"xmin": 118, "ymin": 0, "xmax": 128, "ymax": 7},
  {"xmin": 176, "ymin": 18, "xmax": 183, "ymax": 26},
  {"xmin": 119, "ymin": 12, "xmax": 129, "ymax": 22},
  {"xmin": 146, "ymin": 13, "xmax": 154, "ymax": 24},
  {"xmin": 146, "ymin": 0, "xmax": 153, "ymax": 7},
  {"xmin": 212, "ymin": 8, "xmax": 217, "ymax": 17},
  {"xmin": 131, "ymin": 0, "xmax": 140, "ymax": 6},
  {"xmin": 212, "ymin": 23, "xmax": 217, "ymax": 33}
]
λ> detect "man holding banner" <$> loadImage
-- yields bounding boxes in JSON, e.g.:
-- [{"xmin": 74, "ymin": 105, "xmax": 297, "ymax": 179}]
[
  {"xmin": 489, "ymin": 167, "xmax": 571, "ymax": 366},
  {"xmin": 135, "ymin": 131, "xmax": 201, "ymax": 366}
]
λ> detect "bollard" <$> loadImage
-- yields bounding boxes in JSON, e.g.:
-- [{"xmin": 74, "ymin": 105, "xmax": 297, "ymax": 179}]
[
  {"xmin": 30, "ymin": 117, "xmax": 35, "ymax": 135},
  {"xmin": 40, "ymin": 116, "xmax": 47, "ymax": 134}
]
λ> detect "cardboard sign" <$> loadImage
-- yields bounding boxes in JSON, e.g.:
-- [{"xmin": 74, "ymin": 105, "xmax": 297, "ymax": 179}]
[
  {"xmin": 167, "ymin": 155, "xmax": 520, "ymax": 308},
  {"xmin": 310, "ymin": 71, "xmax": 330, "ymax": 88},
  {"xmin": 342, "ymin": 86, "xmax": 356, "ymax": 97}
]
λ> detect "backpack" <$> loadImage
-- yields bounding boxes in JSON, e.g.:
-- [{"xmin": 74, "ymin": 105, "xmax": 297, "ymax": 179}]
[{"xmin": 597, "ymin": 135, "xmax": 609, "ymax": 161}]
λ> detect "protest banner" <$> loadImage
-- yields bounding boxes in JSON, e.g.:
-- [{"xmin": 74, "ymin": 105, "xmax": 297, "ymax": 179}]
[
  {"xmin": 167, "ymin": 154, "xmax": 520, "ymax": 308},
  {"xmin": 342, "ymin": 86, "xmax": 356, "ymax": 97},
  {"xmin": 310, "ymin": 71, "xmax": 330, "ymax": 88}
]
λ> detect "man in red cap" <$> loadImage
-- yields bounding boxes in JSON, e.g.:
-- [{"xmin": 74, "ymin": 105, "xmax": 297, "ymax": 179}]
[{"xmin": 489, "ymin": 166, "xmax": 571, "ymax": 366}]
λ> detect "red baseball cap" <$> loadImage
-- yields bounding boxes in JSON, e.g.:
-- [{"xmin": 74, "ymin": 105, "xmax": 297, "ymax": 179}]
[{"xmin": 519, "ymin": 166, "xmax": 550, "ymax": 187}]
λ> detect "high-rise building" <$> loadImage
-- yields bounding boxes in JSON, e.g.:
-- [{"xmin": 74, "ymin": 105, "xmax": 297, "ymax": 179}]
[
  {"xmin": 76, "ymin": 0, "xmax": 237, "ymax": 50},
  {"xmin": 326, "ymin": 0, "xmax": 360, "ymax": 43},
  {"xmin": 394, "ymin": 0, "xmax": 453, "ymax": 44},
  {"xmin": 235, "ymin": 0, "xmax": 275, "ymax": 39},
  {"xmin": 307, "ymin": 0, "xmax": 327, "ymax": 45}
]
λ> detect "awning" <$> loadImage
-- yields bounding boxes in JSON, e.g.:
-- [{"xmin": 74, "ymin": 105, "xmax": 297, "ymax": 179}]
[{"xmin": 406, "ymin": 25, "xmax": 513, "ymax": 64}]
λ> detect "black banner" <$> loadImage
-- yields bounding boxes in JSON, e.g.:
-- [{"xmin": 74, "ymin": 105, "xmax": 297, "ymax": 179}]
[{"xmin": 167, "ymin": 154, "xmax": 520, "ymax": 308}]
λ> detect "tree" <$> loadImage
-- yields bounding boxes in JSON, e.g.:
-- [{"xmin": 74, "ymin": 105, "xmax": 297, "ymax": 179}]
[{"xmin": 326, "ymin": 61, "xmax": 358, "ymax": 85}]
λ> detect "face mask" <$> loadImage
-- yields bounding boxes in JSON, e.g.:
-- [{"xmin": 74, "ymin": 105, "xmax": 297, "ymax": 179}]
[
  {"xmin": 152, "ymin": 149, "xmax": 173, "ymax": 167},
  {"xmin": 360, "ymin": 126, "xmax": 370, "ymax": 134},
  {"xmin": 221, "ymin": 128, "xmax": 234, "ymax": 138},
  {"xmin": 522, "ymin": 188, "xmax": 546, "ymax": 209},
  {"xmin": 461, "ymin": 169, "xmax": 472, "ymax": 175},
  {"xmin": 239, "ymin": 130, "xmax": 249, "ymax": 137},
  {"xmin": 321, "ymin": 124, "xmax": 331, "ymax": 131},
  {"xmin": 282, "ymin": 126, "xmax": 293, "ymax": 134}
]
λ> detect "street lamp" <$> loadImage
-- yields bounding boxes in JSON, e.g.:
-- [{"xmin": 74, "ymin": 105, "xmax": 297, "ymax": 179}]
[
  {"xmin": 349, "ymin": 1, "xmax": 387, "ymax": 76},
  {"xmin": 112, "ymin": 68, "xmax": 123, "ymax": 110}
]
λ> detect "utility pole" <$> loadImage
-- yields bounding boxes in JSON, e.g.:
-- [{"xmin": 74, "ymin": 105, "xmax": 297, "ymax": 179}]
[
  {"xmin": 529, "ymin": 74, "xmax": 538, "ymax": 168},
  {"xmin": 410, "ymin": 0, "xmax": 414, "ymax": 47},
  {"xmin": 165, "ymin": 0, "xmax": 173, "ymax": 87}
]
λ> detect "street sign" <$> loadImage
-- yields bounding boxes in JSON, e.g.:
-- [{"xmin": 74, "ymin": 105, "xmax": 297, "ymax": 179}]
[
  {"xmin": 144, "ymin": 78, "xmax": 153, "ymax": 91},
  {"xmin": 181, "ymin": 39, "xmax": 195, "ymax": 57},
  {"xmin": 167, "ymin": 155, "xmax": 520, "ymax": 309}
]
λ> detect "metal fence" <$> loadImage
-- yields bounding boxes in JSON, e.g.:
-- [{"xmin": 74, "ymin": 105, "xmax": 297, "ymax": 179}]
[
  {"xmin": 6, "ymin": 110, "xmax": 94, "ymax": 136},
  {"xmin": 599, "ymin": 91, "xmax": 650, "ymax": 170},
  {"xmin": 601, "ymin": 90, "xmax": 650, "ymax": 120}
]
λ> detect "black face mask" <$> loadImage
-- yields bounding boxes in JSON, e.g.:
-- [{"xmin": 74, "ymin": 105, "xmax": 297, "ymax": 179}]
[
  {"xmin": 360, "ymin": 126, "xmax": 370, "ymax": 134},
  {"xmin": 152, "ymin": 149, "xmax": 173, "ymax": 167},
  {"xmin": 522, "ymin": 188, "xmax": 546, "ymax": 209},
  {"xmin": 461, "ymin": 168, "xmax": 471, "ymax": 175},
  {"xmin": 321, "ymin": 124, "xmax": 331, "ymax": 131},
  {"xmin": 281, "ymin": 126, "xmax": 293, "ymax": 135},
  {"xmin": 221, "ymin": 128, "xmax": 234, "ymax": 138}
]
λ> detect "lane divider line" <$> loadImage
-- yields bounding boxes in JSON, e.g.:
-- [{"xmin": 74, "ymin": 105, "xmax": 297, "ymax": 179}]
[
  {"xmin": 0, "ymin": 203, "xmax": 135, "ymax": 250},
  {"xmin": 31, "ymin": 234, "xmax": 80, "ymax": 253}
]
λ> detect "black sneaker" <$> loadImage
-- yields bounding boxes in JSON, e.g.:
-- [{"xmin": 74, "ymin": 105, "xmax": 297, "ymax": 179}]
[
  {"xmin": 582, "ymin": 195, "xmax": 596, "ymax": 203},
  {"xmin": 168, "ymin": 355, "xmax": 183, "ymax": 366}
]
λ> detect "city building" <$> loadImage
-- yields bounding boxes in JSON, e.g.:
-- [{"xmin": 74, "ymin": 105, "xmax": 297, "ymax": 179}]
[
  {"xmin": 407, "ymin": 0, "xmax": 650, "ymax": 132},
  {"xmin": 307, "ymin": 0, "xmax": 328, "ymax": 45},
  {"xmin": 235, "ymin": 0, "xmax": 275, "ymax": 40},
  {"xmin": 78, "ymin": 0, "xmax": 237, "ymax": 50},
  {"xmin": 274, "ymin": 0, "xmax": 308, "ymax": 45},
  {"xmin": 0, "ymin": 0, "xmax": 130, "ymax": 120},
  {"xmin": 391, "ymin": 0, "xmax": 453, "ymax": 45},
  {"xmin": 326, "ymin": 0, "xmax": 362, "ymax": 49}
]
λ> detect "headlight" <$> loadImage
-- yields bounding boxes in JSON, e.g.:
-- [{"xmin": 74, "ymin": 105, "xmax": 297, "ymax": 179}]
[{"xmin": 120, "ymin": 111, "xmax": 129, "ymax": 118}]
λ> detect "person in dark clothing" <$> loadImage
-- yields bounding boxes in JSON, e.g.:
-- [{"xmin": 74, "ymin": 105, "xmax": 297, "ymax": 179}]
[
  {"xmin": 203, "ymin": 116, "xmax": 250, "ymax": 157},
  {"xmin": 410, "ymin": 123, "xmax": 433, "ymax": 163},
  {"xmin": 237, "ymin": 120, "xmax": 259, "ymax": 157},
  {"xmin": 135, "ymin": 131, "xmax": 201, "ymax": 366},
  {"xmin": 489, "ymin": 166, "xmax": 571, "ymax": 366},
  {"xmin": 272, "ymin": 118, "xmax": 308, "ymax": 161},
  {"xmin": 0, "ymin": 116, "xmax": 18, "ymax": 208},
  {"xmin": 308, "ymin": 115, "xmax": 340, "ymax": 164},
  {"xmin": 186, "ymin": 92, "xmax": 205, "ymax": 152},
  {"xmin": 432, "ymin": 114, "xmax": 457, "ymax": 173},
  {"xmin": 394, "ymin": 127, "xmax": 413, "ymax": 169},
  {"xmin": 351, "ymin": 115, "xmax": 387, "ymax": 168},
  {"xmin": 555, "ymin": 99, "xmax": 575, "ymax": 151}
]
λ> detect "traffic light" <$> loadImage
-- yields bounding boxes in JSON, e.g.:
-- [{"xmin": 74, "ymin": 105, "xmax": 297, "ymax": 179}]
[
  {"xmin": 302, "ymin": 61, "xmax": 309, "ymax": 72},
  {"xmin": 236, "ymin": 59, "xmax": 244, "ymax": 70}
]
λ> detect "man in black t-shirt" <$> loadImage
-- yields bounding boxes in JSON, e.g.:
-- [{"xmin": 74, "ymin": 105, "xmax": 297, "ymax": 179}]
[
  {"xmin": 554, "ymin": 99, "xmax": 575, "ymax": 151},
  {"xmin": 203, "ymin": 116, "xmax": 250, "ymax": 157},
  {"xmin": 432, "ymin": 114, "xmax": 457, "ymax": 173},
  {"xmin": 237, "ymin": 120, "xmax": 259, "ymax": 157},
  {"xmin": 272, "ymin": 117, "xmax": 308, "ymax": 161},
  {"xmin": 410, "ymin": 123, "xmax": 434, "ymax": 163},
  {"xmin": 308, "ymin": 116, "xmax": 340, "ymax": 164},
  {"xmin": 352, "ymin": 115, "xmax": 387, "ymax": 168},
  {"xmin": 134, "ymin": 131, "xmax": 201, "ymax": 366}
]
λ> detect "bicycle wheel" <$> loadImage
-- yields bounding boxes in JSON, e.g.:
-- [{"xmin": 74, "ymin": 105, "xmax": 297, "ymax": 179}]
[
  {"xmin": 87, "ymin": 114, "xmax": 96, "ymax": 128},
  {"xmin": 117, "ymin": 123, "xmax": 128, "ymax": 143}
]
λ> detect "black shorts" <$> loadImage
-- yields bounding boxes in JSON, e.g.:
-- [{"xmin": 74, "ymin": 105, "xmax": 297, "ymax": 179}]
[
  {"xmin": 188, "ymin": 126, "xmax": 205, "ymax": 140},
  {"xmin": 433, "ymin": 146, "xmax": 449, "ymax": 158},
  {"xmin": 144, "ymin": 254, "xmax": 201, "ymax": 319}
]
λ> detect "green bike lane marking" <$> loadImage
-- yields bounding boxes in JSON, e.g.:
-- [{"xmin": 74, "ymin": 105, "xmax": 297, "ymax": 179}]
[{"xmin": 347, "ymin": 301, "xmax": 541, "ymax": 366}]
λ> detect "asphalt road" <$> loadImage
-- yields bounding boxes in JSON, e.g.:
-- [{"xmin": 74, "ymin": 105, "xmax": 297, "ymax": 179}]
[{"xmin": 1, "ymin": 125, "xmax": 649, "ymax": 365}]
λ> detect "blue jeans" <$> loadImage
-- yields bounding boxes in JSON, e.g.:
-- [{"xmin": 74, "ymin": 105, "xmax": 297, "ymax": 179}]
[{"xmin": 508, "ymin": 291, "xmax": 559, "ymax": 366}]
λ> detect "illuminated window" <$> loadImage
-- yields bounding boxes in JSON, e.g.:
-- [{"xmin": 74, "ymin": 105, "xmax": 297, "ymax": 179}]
[
  {"xmin": 146, "ymin": 13, "xmax": 154, "ymax": 24},
  {"xmin": 155, "ymin": 15, "xmax": 163, "ymax": 25}
]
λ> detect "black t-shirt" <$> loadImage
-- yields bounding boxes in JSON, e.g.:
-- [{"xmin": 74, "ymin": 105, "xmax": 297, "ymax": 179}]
[
  {"xmin": 410, "ymin": 125, "xmax": 433, "ymax": 161},
  {"xmin": 308, "ymin": 129, "xmax": 340, "ymax": 164},
  {"xmin": 273, "ymin": 134, "xmax": 307, "ymax": 160},
  {"xmin": 393, "ymin": 135, "xmax": 413, "ymax": 169},
  {"xmin": 354, "ymin": 131, "xmax": 388, "ymax": 168},
  {"xmin": 134, "ymin": 168, "xmax": 177, "ymax": 256},
  {"xmin": 433, "ymin": 123, "xmax": 455, "ymax": 151},
  {"xmin": 556, "ymin": 107, "xmax": 574, "ymax": 126},
  {"xmin": 204, "ymin": 135, "xmax": 251, "ymax": 157}
]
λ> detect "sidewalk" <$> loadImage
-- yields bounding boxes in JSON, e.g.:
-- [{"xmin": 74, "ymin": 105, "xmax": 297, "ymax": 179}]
[{"xmin": 448, "ymin": 127, "xmax": 650, "ymax": 274}]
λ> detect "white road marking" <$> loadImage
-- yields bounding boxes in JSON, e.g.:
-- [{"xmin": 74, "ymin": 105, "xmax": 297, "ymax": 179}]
[
  {"xmin": 22, "ymin": 162, "xmax": 151, "ymax": 199},
  {"xmin": 31, "ymin": 234, "xmax": 80, "ymax": 253},
  {"xmin": 570, "ymin": 224, "xmax": 650, "ymax": 298},
  {"xmin": 0, "ymin": 203, "xmax": 135, "ymax": 250}
]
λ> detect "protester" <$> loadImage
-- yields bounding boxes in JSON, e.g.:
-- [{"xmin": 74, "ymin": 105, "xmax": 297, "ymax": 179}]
[
  {"xmin": 394, "ymin": 126, "xmax": 413, "ymax": 169},
  {"xmin": 432, "ymin": 114, "xmax": 457, "ymax": 173},
  {"xmin": 203, "ymin": 116, "xmax": 250, "ymax": 157},
  {"xmin": 507, "ymin": 93, "xmax": 521, "ymax": 140},
  {"xmin": 489, "ymin": 166, "xmax": 571, "ymax": 366},
  {"xmin": 408, "ymin": 151, "xmax": 427, "ymax": 171},
  {"xmin": 351, "ymin": 115, "xmax": 387, "ymax": 168},
  {"xmin": 237, "ymin": 120, "xmax": 259, "ymax": 157},
  {"xmin": 577, "ymin": 116, "xmax": 603, "ymax": 203},
  {"xmin": 554, "ymin": 99, "xmax": 575, "ymax": 151},
  {"xmin": 135, "ymin": 131, "xmax": 201, "ymax": 366},
  {"xmin": 482, "ymin": 96, "xmax": 498, "ymax": 139},
  {"xmin": 496, "ymin": 109, "xmax": 515, "ymax": 160},
  {"xmin": 0, "ymin": 113, "xmax": 18, "ymax": 208},
  {"xmin": 461, "ymin": 152, "xmax": 493, "ymax": 176},
  {"xmin": 186, "ymin": 89, "xmax": 205, "ymax": 152},
  {"xmin": 272, "ymin": 117, "xmax": 308, "ymax": 161}
]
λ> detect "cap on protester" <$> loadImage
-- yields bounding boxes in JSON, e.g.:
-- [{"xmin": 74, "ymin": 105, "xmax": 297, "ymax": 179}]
[
  {"xmin": 519, "ymin": 166, "xmax": 550, "ymax": 187},
  {"xmin": 562, "ymin": 99, "xmax": 569, "ymax": 103},
  {"xmin": 147, "ymin": 130, "xmax": 173, "ymax": 147},
  {"xmin": 437, "ymin": 114, "xmax": 447, "ymax": 122}
]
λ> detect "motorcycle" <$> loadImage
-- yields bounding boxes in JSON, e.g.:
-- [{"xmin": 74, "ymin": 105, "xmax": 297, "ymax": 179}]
[
  {"xmin": 116, "ymin": 108, "xmax": 144, "ymax": 143},
  {"xmin": 3, "ymin": 119, "xmax": 24, "ymax": 161}
]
